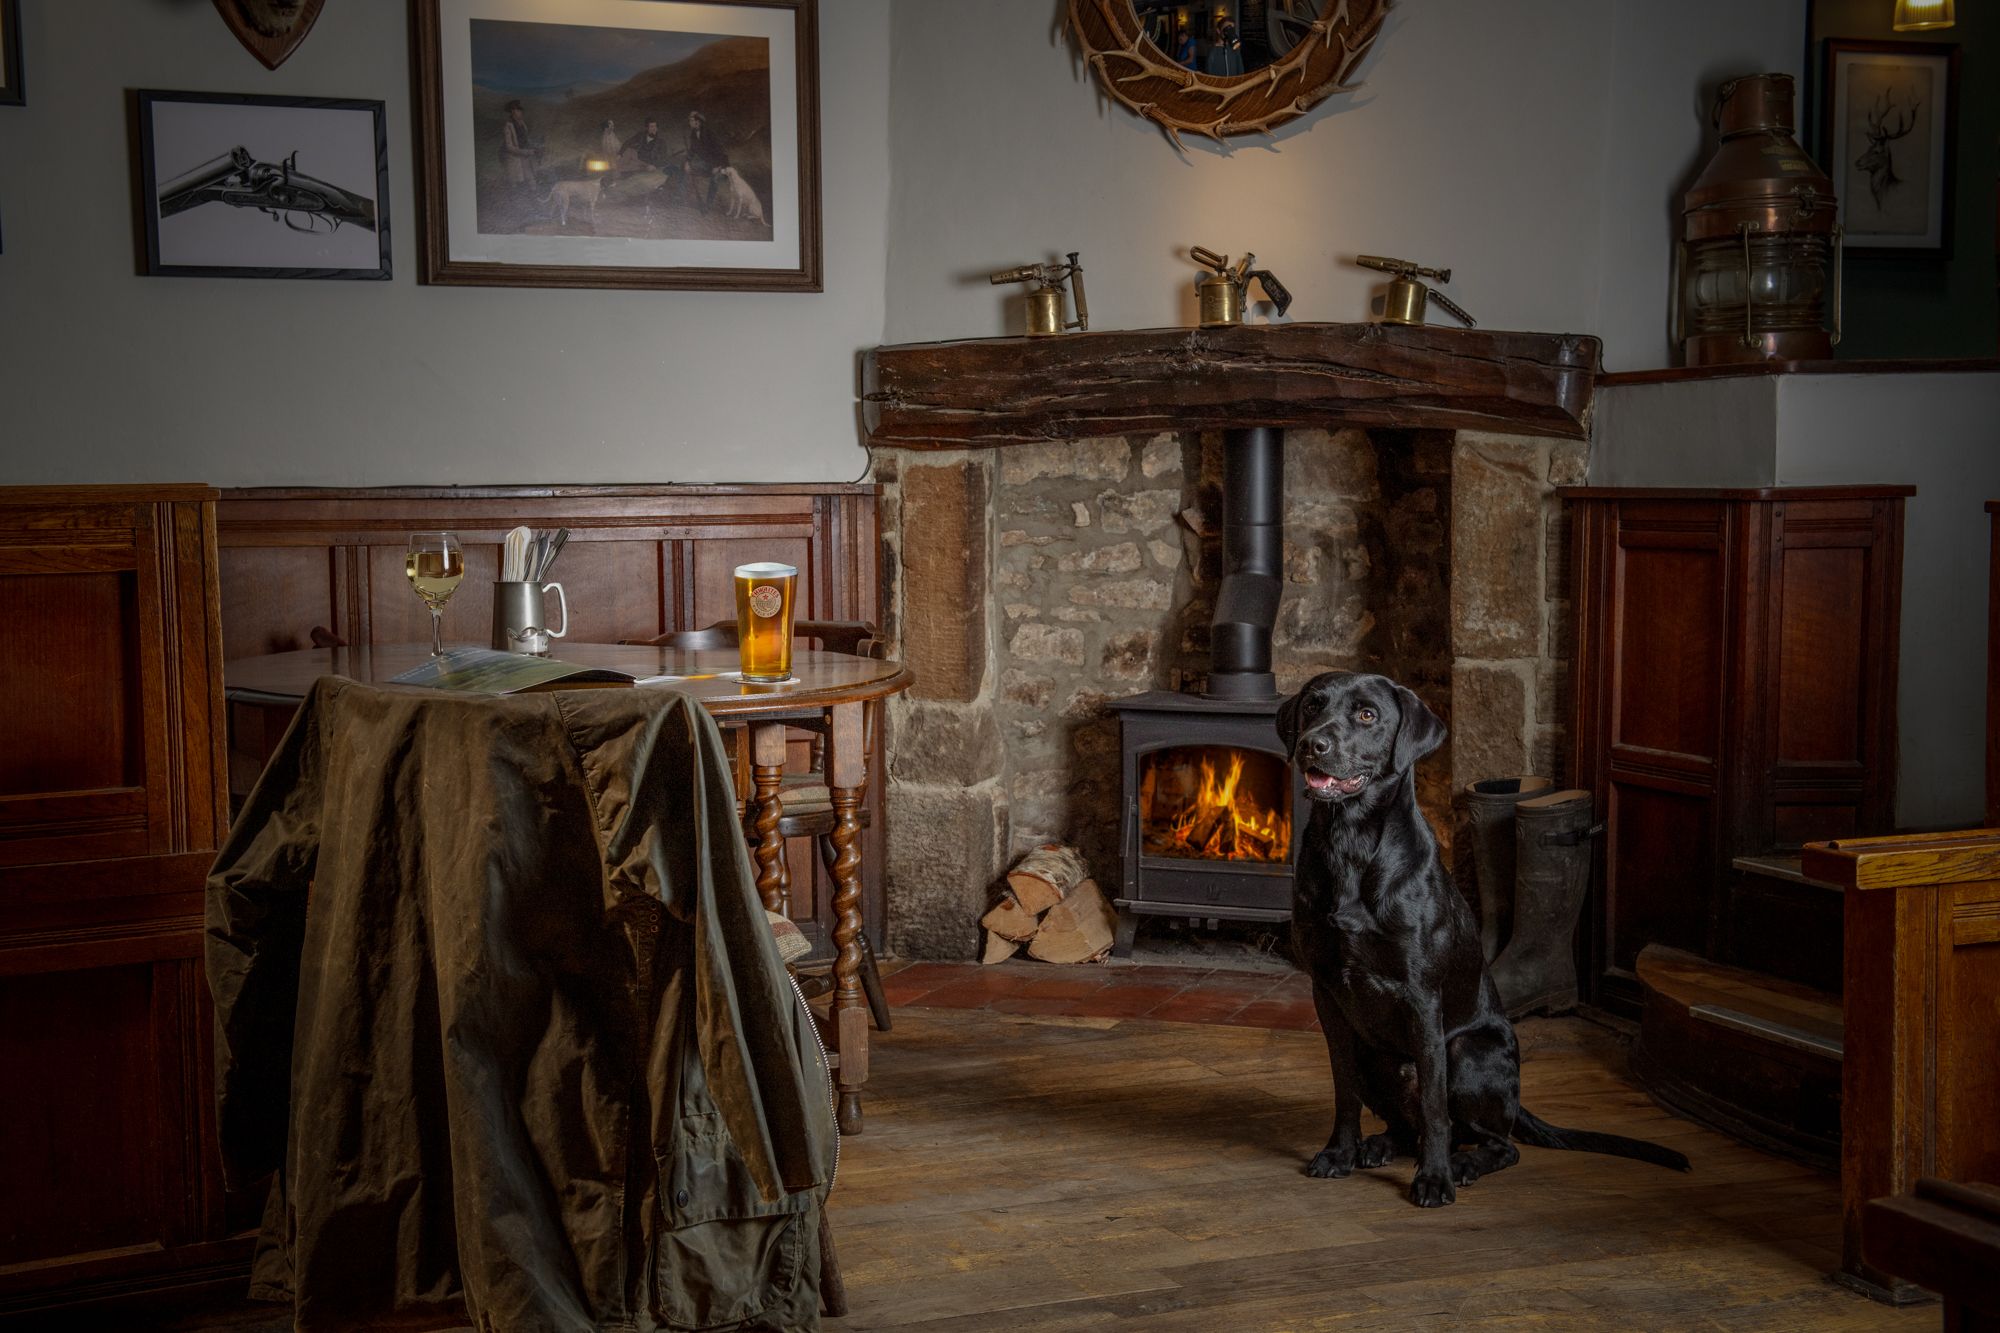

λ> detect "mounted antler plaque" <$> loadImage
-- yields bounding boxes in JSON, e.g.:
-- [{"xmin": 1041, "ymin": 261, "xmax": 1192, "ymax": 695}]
[
  {"xmin": 213, "ymin": 0, "xmax": 327, "ymax": 71},
  {"xmin": 1066, "ymin": 0, "xmax": 1391, "ymax": 147}
]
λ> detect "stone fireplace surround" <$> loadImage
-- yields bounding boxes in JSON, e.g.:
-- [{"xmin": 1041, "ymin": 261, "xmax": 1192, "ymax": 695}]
[{"xmin": 860, "ymin": 325, "xmax": 1597, "ymax": 960}]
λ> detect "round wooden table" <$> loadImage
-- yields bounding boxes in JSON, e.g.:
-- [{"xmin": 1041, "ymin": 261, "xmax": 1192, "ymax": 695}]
[{"xmin": 225, "ymin": 642, "xmax": 914, "ymax": 1133}]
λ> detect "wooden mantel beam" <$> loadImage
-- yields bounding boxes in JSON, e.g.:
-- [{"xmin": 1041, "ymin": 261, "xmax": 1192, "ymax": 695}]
[{"xmin": 862, "ymin": 323, "xmax": 1602, "ymax": 448}]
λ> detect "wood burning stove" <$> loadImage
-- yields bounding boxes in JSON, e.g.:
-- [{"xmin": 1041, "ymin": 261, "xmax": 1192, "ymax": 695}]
[{"xmin": 1110, "ymin": 427, "xmax": 1305, "ymax": 953}]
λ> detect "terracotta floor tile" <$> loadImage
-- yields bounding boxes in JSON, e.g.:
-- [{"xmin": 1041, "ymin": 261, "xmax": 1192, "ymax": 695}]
[
  {"xmin": 1065, "ymin": 983, "xmax": 1193, "ymax": 1018},
  {"xmin": 1228, "ymin": 996, "xmax": 1323, "ymax": 1031},
  {"xmin": 1095, "ymin": 964, "xmax": 1217, "ymax": 988},
  {"xmin": 1011, "ymin": 972, "xmax": 1117, "ymax": 1000},
  {"xmin": 985, "ymin": 993, "xmax": 1101, "ymax": 1017},
  {"xmin": 1144, "ymin": 992, "xmax": 1255, "ymax": 1025},
  {"xmin": 885, "ymin": 961, "xmax": 975, "ymax": 989}
]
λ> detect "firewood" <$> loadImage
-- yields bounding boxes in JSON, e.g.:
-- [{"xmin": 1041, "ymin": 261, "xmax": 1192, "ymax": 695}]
[
  {"xmin": 979, "ymin": 892, "xmax": 1041, "ymax": 943},
  {"xmin": 1007, "ymin": 843, "xmax": 1088, "ymax": 916},
  {"xmin": 1027, "ymin": 879, "xmax": 1118, "ymax": 965},
  {"xmin": 982, "ymin": 931, "xmax": 1020, "ymax": 965}
]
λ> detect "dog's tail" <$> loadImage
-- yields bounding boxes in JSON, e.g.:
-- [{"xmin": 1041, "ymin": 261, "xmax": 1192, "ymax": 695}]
[{"xmin": 1512, "ymin": 1107, "xmax": 1690, "ymax": 1172}]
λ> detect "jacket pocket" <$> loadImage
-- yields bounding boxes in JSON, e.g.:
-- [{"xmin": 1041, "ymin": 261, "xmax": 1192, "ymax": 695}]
[{"xmin": 654, "ymin": 1114, "xmax": 814, "ymax": 1330}]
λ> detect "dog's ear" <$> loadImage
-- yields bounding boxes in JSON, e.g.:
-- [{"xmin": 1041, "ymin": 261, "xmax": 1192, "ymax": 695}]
[
  {"xmin": 1275, "ymin": 689, "xmax": 1304, "ymax": 757},
  {"xmin": 1391, "ymin": 685, "xmax": 1447, "ymax": 774}
]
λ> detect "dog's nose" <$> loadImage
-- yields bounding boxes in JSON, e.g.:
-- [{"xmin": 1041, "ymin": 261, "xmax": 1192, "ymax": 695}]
[{"xmin": 1304, "ymin": 735, "xmax": 1332, "ymax": 758}]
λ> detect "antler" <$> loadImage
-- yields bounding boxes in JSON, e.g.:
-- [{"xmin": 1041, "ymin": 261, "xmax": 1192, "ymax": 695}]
[{"xmin": 1866, "ymin": 87, "xmax": 1921, "ymax": 142}]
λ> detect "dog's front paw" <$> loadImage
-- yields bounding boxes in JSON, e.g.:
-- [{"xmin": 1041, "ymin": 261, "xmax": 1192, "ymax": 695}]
[
  {"xmin": 1306, "ymin": 1146, "xmax": 1356, "ymax": 1179},
  {"xmin": 1409, "ymin": 1170, "xmax": 1457, "ymax": 1208}
]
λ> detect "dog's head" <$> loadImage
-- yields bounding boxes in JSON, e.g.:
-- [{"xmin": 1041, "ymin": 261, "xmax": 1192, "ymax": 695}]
[{"xmin": 1275, "ymin": 671, "xmax": 1446, "ymax": 805}]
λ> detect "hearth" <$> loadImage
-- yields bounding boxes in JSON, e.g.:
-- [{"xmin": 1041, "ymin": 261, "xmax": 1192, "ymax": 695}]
[{"xmin": 1110, "ymin": 426, "xmax": 1305, "ymax": 952}]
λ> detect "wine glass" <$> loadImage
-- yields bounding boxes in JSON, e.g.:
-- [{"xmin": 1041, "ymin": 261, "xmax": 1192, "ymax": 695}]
[{"xmin": 405, "ymin": 532, "xmax": 465, "ymax": 656}]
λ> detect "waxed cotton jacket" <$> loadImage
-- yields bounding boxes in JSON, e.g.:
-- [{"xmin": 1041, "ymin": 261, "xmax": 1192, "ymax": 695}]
[{"xmin": 206, "ymin": 679, "xmax": 835, "ymax": 1332}]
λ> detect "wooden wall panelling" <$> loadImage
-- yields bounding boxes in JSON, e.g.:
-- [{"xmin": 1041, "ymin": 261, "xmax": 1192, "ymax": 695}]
[
  {"xmin": 1566, "ymin": 487, "xmax": 1909, "ymax": 1019},
  {"xmin": 0, "ymin": 487, "xmax": 244, "ymax": 1316},
  {"xmin": 215, "ymin": 485, "xmax": 884, "ymax": 953}
]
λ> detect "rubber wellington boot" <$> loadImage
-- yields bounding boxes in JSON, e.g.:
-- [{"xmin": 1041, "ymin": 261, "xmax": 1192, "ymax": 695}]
[
  {"xmin": 1490, "ymin": 788, "xmax": 1599, "ymax": 1018},
  {"xmin": 1461, "ymin": 776, "xmax": 1554, "ymax": 963}
]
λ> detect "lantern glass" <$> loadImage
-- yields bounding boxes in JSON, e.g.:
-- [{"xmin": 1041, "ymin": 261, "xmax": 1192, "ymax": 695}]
[{"xmin": 1684, "ymin": 232, "xmax": 1830, "ymax": 340}]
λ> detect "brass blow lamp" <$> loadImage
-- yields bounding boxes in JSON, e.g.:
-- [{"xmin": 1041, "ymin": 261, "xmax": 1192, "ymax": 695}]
[
  {"xmin": 1190, "ymin": 246, "xmax": 1293, "ymax": 327},
  {"xmin": 990, "ymin": 253, "xmax": 1090, "ymax": 337},
  {"xmin": 1355, "ymin": 255, "xmax": 1475, "ymax": 327}
]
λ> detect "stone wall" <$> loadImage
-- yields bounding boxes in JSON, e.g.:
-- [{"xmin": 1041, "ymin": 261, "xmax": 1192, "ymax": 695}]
[{"xmin": 872, "ymin": 428, "xmax": 1585, "ymax": 960}]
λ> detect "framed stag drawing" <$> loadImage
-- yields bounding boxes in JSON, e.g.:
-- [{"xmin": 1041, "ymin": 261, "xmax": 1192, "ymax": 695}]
[
  {"xmin": 413, "ymin": 0, "xmax": 821, "ymax": 291},
  {"xmin": 137, "ymin": 90, "xmax": 392, "ymax": 280},
  {"xmin": 1822, "ymin": 39, "xmax": 1959, "ymax": 257}
]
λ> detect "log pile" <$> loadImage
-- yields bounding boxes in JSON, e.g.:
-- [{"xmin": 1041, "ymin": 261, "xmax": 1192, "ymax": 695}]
[{"xmin": 980, "ymin": 843, "xmax": 1120, "ymax": 965}]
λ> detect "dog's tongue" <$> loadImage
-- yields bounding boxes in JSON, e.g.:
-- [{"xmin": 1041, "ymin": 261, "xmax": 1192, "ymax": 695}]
[{"xmin": 1306, "ymin": 772, "xmax": 1367, "ymax": 795}]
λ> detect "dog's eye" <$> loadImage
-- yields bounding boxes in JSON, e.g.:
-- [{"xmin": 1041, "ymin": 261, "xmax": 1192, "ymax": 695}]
[{"xmin": 1354, "ymin": 707, "xmax": 1378, "ymax": 725}]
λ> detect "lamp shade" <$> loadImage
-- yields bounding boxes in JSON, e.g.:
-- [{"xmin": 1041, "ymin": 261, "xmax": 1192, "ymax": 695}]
[{"xmin": 1892, "ymin": 0, "xmax": 1954, "ymax": 31}]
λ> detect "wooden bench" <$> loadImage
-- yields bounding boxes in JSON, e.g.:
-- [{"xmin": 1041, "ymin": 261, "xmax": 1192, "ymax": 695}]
[{"xmin": 1802, "ymin": 830, "xmax": 2000, "ymax": 1303}]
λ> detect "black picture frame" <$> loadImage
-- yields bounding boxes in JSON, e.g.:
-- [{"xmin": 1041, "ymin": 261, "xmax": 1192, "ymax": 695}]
[
  {"xmin": 136, "ymin": 89, "xmax": 392, "ymax": 280},
  {"xmin": 1, "ymin": 0, "xmax": 25, "ymax": 108},
  {"xmin": 1820, "ymin": 38, "xmax": 1960, "ymax": 260}
]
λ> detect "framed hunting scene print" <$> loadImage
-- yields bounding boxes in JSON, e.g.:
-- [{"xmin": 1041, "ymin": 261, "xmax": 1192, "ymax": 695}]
[
  {"xmin": 136, "ymin": 90, "xmax": 392, "ymax": 280},
  {"xmin": 413, "ymin": 0, "xmax": 822, "ymax": 292},
  {"xmin": 1821, "ymin": 39, "xmax": 1959, "ymax": 258}
]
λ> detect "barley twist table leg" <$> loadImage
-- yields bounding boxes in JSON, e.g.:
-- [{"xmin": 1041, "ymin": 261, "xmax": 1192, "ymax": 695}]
[{"xmin": 749, "ymin": 722, "xmax": 790, "ymax": 916}]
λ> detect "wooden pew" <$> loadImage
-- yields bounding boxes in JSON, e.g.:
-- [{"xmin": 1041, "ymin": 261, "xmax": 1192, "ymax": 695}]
[
  {"xmin": 1802, "ymin": 830, "xmax": 2000, "ymax": 1303},
  {"xmin": 1865, "ymin": 1178, "xmax": 2000, "ymax": 1328}
]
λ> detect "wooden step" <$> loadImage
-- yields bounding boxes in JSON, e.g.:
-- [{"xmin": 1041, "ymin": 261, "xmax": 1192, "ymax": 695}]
[
  {"xmin": 1731, "ymin": 853, "xmax": 1845, "ymax": 893},
  {"xmin": 1725, "ymin": 856, "xmax": 1845, "ymax": 993},
  {"xmin": 1631, "ymin": 945, "xmax": 1842, "ymax": 1170}
]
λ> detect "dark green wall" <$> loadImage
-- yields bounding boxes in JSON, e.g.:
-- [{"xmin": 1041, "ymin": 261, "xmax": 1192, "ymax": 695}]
[{"xmin": 1809, "ymin": 0, "xmax": 1998, "ymax": 358}]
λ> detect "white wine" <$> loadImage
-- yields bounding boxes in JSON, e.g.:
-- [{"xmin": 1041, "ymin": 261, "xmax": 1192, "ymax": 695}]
[{"xmin": 405, "ymin": 551, "xmax": 464, "ymax": 609}]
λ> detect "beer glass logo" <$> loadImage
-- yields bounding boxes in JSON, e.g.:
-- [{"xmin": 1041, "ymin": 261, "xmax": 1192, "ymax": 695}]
[{"xmin": 750, "ymin": 585, "xmax": 783, "ymax": 618}]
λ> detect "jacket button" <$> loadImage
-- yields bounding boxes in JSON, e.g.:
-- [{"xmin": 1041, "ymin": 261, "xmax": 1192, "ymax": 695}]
[{"xmin": 675, "ymin": 1188, "xmax": 690, "ymax": 1208}]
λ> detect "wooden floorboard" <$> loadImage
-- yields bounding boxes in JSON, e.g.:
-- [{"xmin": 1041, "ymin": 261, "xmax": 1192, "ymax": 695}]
[
  {"xmin": 139, "ymin": 972, "xmax": 1924, "ymax": 1332},
  {"xmin": 828, "ymin": 1004, "xmax": 1926, "ymax": 1332}
]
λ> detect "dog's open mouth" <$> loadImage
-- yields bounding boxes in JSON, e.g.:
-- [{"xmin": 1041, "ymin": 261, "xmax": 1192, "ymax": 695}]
[{"xmin": 1303, "ymin": 769, "xmax": 1368, "ymax": 799}]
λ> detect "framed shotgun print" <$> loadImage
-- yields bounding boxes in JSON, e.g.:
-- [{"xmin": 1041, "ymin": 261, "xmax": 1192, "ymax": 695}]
[
  {"xmin": 1, "ymin": 0, "xmax": 24, "ymax": 108},
  {"xmin": 137, "ymin": 90, "xmax": 392, "ymax": 279},
  {"xmin": 412, "ymin": 0, "xmax": 821, "ymax": 292}
]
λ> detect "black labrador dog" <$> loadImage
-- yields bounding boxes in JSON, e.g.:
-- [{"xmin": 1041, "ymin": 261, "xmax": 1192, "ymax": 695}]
[{"xmin": 1278, "ymin": 670, "xmax": 1689, "ymax": 1207}]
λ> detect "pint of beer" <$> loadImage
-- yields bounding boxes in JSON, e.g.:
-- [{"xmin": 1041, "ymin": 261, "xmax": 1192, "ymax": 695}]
[{"xmin": 734, "ymin": 562, "xmax": 798, "ymax": 681}]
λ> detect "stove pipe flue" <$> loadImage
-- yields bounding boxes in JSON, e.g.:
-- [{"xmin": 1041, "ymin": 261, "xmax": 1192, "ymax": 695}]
[{"xmin": 1207, "ymin": 427, "xmax": 1283, "ymax": 701}]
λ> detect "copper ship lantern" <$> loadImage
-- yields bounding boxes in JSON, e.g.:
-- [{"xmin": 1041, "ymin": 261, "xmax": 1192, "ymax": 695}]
[{"xmin": 1677, "ymin": 73, "xmax": 1842, "ymax": 365}]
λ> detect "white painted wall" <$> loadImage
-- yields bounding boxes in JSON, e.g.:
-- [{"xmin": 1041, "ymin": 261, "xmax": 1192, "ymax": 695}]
[
  {"xmin": 0, "ymin": 0, "xmax": 890, "ymax": 486},
  {"xmin": 1775, "ymin": 374, "xmax": 2000, "ymax": 829},
  {"xmin": 882, "ymin": 0, "xmax": 1803, "ymax": 373},
  {"xmin": 1591, "ymin": 371, "xmax": 2000, "ymax": 829}
]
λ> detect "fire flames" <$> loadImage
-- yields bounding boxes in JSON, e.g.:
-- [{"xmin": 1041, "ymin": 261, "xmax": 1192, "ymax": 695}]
[{"xmin": 1143, "ymin": 749, "xmax": 1292, "ymax": 864}]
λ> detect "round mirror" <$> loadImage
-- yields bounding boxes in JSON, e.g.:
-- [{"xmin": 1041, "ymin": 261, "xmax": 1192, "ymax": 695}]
[
  {"xmin": 1069, "ymin": 0, "xmax": 1390, "ymax": 144},
  {"xmin": 1132, "ymin": 0, "xmax": 1332, "ymax": 78}
]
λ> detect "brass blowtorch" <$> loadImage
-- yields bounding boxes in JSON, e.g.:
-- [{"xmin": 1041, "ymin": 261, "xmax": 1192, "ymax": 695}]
[
  {"xmin": 1190, "ymin": 246, "xmax": 1292, "ymax": 327},
  {"xmin": 1355, "ymin": 255, "xmax": 1476, "ymax": 328},
  {"xmin": 990, "ymin": 253, "xmax": 1090, "ymax": 337}
]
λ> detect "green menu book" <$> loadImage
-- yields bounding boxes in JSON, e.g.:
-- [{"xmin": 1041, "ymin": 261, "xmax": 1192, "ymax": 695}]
[{"xmin": 389, "ymin": 647, "xmax": 639, "ymax": 694}]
